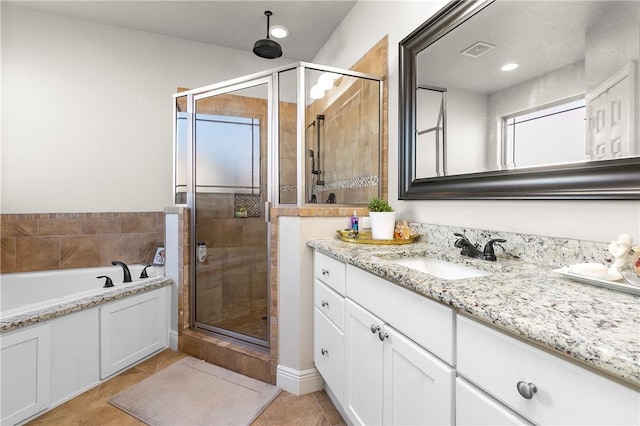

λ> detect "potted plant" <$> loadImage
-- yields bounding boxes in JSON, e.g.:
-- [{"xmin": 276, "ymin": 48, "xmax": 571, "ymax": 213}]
[{"xmin": 367, "ymin": 198, "xmax": 396, "ymax": 239}]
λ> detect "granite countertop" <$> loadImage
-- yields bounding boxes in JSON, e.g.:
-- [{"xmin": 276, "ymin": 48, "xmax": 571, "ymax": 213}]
[
  {"xmin": 0, "ymin": 277, "xmax": 173, "ymax": 333},
  {"xmin": 308, "ymin": 238, "xmax": 640, "ymax": 388}
]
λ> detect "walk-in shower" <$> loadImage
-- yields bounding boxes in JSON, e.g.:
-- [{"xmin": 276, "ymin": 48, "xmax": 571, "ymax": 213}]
[{"xmin": 173, "ymin": 63, "xmax": 382, "ymax": 349}]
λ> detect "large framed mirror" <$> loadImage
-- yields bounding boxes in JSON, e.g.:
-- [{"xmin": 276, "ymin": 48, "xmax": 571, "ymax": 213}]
[{"xmin": 399, "ymin": 0, "xmax": 640, "ymax": 199}]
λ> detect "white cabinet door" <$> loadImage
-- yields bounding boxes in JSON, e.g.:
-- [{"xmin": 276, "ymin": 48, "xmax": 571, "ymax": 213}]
[
  {"xmin": 313, "ymin": 307, "xmax": 344, "ymax": 403},
  {"xmin": 456, "ymin": 377, "xmax": 532, "ymax": 425},
  {"xmin": 0, "ymin": 324, "xmax": 51, "ymax": 425},
  {"xmin": 344, "ymin": 299, "xmax": 384, "ymax": 426},
  {"xmin": 50, "ymin": 307, "xmax": 100, "ymax": 406},
  {"xmin": 383, "ymin": 325, "xmax": 455, "ymax": 425},
  {"xmin": 100, "ymin": 287, "xmax": 168, "ymax": 378}
]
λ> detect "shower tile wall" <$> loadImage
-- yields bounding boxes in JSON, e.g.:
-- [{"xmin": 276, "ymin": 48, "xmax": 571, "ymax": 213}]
[
  {"xmin": 306, "ymin": 36, "xmax": 388, "ymax": 205},
  {"xmin": 195, "ymin": 195, "xmax": 267, "ymax": 327},
  {"xmin": 279, "ymin": 101, "xmax": 298, "ymax": 204},
  {"xmin": 0, "ymin": 212, "xmax": 165, "ymax": 273}
]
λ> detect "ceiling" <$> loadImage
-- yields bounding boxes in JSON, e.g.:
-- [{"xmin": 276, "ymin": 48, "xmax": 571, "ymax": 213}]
[
  {"xmin": 5, "ymin": 0, "xmax": 357, "ymax": 61},
  {"xmin": 417, "ymin": 0, "xmax": 625, "ymax": 94}
]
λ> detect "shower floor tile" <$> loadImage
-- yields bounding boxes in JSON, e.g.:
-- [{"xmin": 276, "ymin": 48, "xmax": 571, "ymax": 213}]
[{"xmin": 27, "ymin": 349, "xmax": 345, "ymax": 426}]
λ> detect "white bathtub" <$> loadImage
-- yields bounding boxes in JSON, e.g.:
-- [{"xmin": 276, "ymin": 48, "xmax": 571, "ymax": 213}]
[
  {"xmin": 0, "ymin": 265, "xmax": 171, "ymax": 425},
  {"xmin": 1, "ymin": 264, "xmax": 158, "ymax": 316}
]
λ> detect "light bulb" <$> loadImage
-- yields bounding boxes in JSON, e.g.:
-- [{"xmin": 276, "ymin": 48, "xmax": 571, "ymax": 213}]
[
  {"xmin": 501, "ymin": 63, "xmax": 519, "ymax": 71},
  {"xmin": 318, "ymin": 72, "xmax": 340, "ymax": 90},
  {"xmin": 310, "ymin": 85, "xmax": 325, "ymax": 100}
]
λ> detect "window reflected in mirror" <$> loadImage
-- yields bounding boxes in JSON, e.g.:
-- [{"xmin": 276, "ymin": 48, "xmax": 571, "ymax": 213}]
[{"xmin": 415, "ymin": 0, "xmax": 639, "ymax": 177}]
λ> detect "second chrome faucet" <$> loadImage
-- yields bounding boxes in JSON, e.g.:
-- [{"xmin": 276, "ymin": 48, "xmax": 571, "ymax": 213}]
[{"xmin": 454, "ymin": 233, "xmax": 506, "ymax": 261}]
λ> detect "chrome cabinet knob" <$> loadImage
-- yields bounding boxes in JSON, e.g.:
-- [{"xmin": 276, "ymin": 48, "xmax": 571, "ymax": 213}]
[
  {"xmin": 321, "ymin": 300, "xmax": 329, "ymax": 308},
  {"xmin": 516, "ymin": 381, "xmax": 537, "ymax": 399},
  {"xmin": 321, "ymin": 269, "xmax": 329, "ymax": 276},
  {"xmin": 378, "ymin": 331, "xmax": 389, "ymax": 341},
  {"xmin": 321, "ymin": 348, "xmax": 328, "ymax": 356},
  {"xmin": 370, "ymin": 324, "xmax": 380, "ymax": 334}
]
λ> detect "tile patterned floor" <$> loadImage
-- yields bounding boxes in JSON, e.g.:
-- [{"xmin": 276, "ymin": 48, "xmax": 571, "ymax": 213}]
[{"xmin": 28, "ymin": 349, "xmax": 345, "ymax": 426}]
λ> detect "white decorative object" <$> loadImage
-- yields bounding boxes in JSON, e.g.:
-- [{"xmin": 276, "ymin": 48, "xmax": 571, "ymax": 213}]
[
  {"xmin": 369, "ymin": 211, "xmax": 396, "ymax": 240},
  {"xmin": 608, "ymin": 234, "xmax": 633, "ymax": 275}
]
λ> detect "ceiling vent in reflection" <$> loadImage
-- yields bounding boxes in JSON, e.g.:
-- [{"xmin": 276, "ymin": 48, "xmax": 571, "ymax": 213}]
[{"xmin": 460, "ymin": 41, "xmax": 495, "ymax": 58}]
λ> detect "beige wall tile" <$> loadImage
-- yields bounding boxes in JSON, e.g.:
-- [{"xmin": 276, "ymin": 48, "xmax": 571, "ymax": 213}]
[
  {"xmin": 60, "ymin": 235, "xmax": 101, "ymax": 269},
  {"xmin": 39, "ymin": 217, "xmax": 82, "ymax": 236},
  {"xmin": 1, "ymin": 217, "xmax": 38, "ymax": 237},
  {"xmin": 101, "ymin": 234, "xmax": 139, "ymax": 265},
  {"xmin": 138, "ymin": 232, "xmax": 165, "ymax": 265},
  {"xmin": 82, "ymin": 217, "xmax": 121, "ymax": 234},
  {"xmin": 1, "ymin": 238, "xmax": 17, "ymax": 273},
  {"xmin": 16, "ymin": 237, "xmax": 60, "ymax": 272},
  {"xmin": 121, "ymin": 214, "xmax": 160, "ymax": 233}
]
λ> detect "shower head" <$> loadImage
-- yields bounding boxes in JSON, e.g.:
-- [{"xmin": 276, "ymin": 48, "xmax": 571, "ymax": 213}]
[
  {"xmin": 307, "ymin": 149, "xmax": 314, "ymax": 157},
  {"xmin": 253, "ymin": 11, "xmax": 283, "ymax": 59}
]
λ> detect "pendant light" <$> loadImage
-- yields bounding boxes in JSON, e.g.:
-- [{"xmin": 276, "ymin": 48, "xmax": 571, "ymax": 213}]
[{"xmin": 253, "ymin": 11, "xmax": 283, "ymax": 59}]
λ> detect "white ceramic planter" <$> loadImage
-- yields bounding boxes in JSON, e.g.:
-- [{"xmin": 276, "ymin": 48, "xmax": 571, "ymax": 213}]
[{"xmin": 369, "ymin": 211, "xmax": 396, "ymax": 239}]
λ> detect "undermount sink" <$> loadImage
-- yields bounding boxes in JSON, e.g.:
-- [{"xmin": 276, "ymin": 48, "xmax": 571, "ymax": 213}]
[{"xmin": 390, "ymin": 257, "xmax": 491, "ymax": 280}]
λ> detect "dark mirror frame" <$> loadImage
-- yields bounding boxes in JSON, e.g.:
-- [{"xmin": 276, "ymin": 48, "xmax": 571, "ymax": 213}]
[{"xmin": 399, "ymin": 0, "xmax": 640, "ymax": 200}]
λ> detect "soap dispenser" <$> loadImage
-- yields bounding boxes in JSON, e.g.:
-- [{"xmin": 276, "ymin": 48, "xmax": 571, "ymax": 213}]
[{"xmin": 351, "ymin": 210, "xmax": 359, "ymax": 232}]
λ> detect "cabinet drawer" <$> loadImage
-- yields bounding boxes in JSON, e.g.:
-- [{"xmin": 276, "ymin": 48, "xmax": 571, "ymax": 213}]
[
  {"xmin": 456, "ymin": 377, "xmax": 532, "ymax": 425},
  {"xmin": 314, "ymin": 307, "xmax": 344, "ymax": 403},
  {"xmin": 314, "ymin": 251, "xmax": 346, "ymax": 295},
  {"xmin": 314, "ymin": 279, "xmax": 345, "ymax": 331},
  {"xmin": 346, "ymin": 264, "xmax": 455, "ymax": 364},
  {"xmin": 457, "ymin": 315, "xmax": 640, "ymax": 425}
]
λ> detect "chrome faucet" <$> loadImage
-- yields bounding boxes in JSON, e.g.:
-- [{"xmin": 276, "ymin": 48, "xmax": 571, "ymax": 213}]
[
  {"xmin": 111, "ymin": 260, "xmax": 132, "ymax": 283},
  {"xmin": 454, "ymin": 233, "xmax": 506, "ymax": 261}
]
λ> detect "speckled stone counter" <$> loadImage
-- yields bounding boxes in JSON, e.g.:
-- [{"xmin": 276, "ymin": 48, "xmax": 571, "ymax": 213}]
[
  {"xmin": 0, "ymin": 277, "xmax": 172, "ymax": 332},
  {"xmin": 308, "ymin": 238, "xmax": 640, "ymax": 388}
]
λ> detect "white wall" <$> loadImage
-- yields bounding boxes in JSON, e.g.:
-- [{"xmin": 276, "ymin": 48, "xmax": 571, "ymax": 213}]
[
  {"xmin": 3, "ymin": 3, "xmax": 639, "ymax": 238},
  {"xmin": 313, "ymin": 0, "xmax": 640, "ymax": 244},
  {"xmin": 1, "ymin": 5, "xmax": 294, "ymax": 214},
  {"xmin": 277, "ymin": 216, "xmax": 346, "ymax": 395}
]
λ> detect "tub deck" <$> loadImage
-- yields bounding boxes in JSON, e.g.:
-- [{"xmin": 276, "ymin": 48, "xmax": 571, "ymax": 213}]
[{"xmin": 1, "ymin": 275, "xmax": 172, "ymax": 333}]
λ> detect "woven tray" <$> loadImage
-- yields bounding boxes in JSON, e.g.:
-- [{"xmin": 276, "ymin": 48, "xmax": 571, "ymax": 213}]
[{"xmin": 336, "ymin": 229, "xmax": 419, "ymax": 245}]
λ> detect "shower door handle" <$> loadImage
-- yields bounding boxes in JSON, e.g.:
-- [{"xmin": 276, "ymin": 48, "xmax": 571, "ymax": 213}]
[{"xmin": 265, "ymin": 201, "xmax": 271, "ymax": 223}]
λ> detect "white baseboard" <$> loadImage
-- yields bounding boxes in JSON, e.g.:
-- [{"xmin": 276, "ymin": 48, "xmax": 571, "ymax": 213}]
[
  {"xmin": 168, "ymin": 330, "xmax": 178, "ymax": 351},
  {"xmin": 276, "ymin": 365, "xmax": 324, "ymax": 396}
]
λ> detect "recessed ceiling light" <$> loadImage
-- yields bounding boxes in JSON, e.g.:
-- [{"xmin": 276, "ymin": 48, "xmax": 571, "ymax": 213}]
[
  {"xmin": 501, "ymin": 63, "xmax": 519, "ymax": 71},
  {"xmin": 270, "ymin": 25, "xmax": 289, "ymax": 39}
]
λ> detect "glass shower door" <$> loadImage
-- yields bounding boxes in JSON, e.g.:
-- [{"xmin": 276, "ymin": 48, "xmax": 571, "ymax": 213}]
[{"xmin": 192, "ymin": 80, "xmax": 270, "ymax": 348}]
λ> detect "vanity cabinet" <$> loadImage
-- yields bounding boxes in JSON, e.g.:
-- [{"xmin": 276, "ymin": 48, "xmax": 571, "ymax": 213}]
[
  {"xmin": 313, "ymin": 252, "xmax": 346, "ymax": 403},
  {"xmin": 457, "ymin": 315, "xmax": 640, "ymax": 425},
  {"xmin": 312, "ymin": 252, "xmax": 455, "ymax": 425},
  {"xmin": 344, "ymin": 298, "xmax": 455, "ymax": 425},
  {"xmin": 312, "ymin": 248, "xmax": 639, "ymax": 425}
]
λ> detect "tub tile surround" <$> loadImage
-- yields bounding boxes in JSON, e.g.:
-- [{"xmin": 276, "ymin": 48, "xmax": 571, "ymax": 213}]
[
  {"xmin": 1, "ymin": 212, "xmax": 165, "ymax": 273},
  {"xmin": 0, "ymin": 277, "xmax": 172, "ymax": 332},
  {"xmin": 308, "ymin": 224, "xmax": 640, "ymax": 388}
]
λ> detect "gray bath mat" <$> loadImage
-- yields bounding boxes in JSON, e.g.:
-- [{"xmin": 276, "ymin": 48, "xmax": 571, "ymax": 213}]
[{"xmin": 109, "ymin": 356, "xmax": 280, "ymax": 425}]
